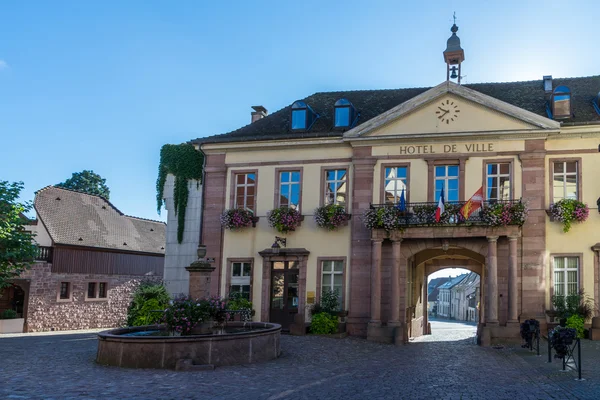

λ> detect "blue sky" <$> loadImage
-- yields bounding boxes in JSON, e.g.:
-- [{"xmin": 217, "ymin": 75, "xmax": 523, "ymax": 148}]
[{"xmin": 1, "ymin": 1, "xmax": 599, "ymax": 221}]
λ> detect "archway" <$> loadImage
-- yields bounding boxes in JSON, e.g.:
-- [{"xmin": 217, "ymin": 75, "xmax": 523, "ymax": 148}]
[{"xmin": 400, "ymin": 239, "xmax": 487, "ymax": 342}]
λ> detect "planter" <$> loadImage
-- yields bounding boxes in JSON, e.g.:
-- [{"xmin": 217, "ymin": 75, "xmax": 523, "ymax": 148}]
[
  {"xmin": 0, "ymin": 318, "xmax": 24, "ymax": 334},
  {"xmin": 190, "ymin": 321, "xmax": 215, "ymax": 335}
]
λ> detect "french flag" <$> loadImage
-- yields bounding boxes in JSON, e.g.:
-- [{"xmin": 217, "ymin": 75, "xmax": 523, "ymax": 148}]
[{"xmin": 435, "ymin": 187, "xmax": 445, "ymax": 222}]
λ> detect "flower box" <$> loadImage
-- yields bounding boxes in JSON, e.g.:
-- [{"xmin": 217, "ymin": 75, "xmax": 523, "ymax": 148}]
[
  {"xmin": 314, "ymin": 204, "xmax": 351, "ymax": 231},
  {"xmin": 267, "ymin": 207, "xmax": 303, "ymax": 234},
  {"xmin": 548, "ymin": 199, "xmax": 589, "ymax": 232},
  {"xmin": 220, "ymin": 209, "xmax": 255, "ymax": 230}
]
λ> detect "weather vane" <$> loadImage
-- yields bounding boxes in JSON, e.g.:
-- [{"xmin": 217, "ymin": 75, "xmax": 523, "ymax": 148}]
[{"xmin": 453, "ymin": 12, "xmax": 456, "ymax": 25}]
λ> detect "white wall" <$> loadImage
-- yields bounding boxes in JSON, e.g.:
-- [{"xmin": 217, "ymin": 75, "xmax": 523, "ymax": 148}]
[{"xmin": 162, "ymin": 174, "xmax": 203, "ymax": 297}]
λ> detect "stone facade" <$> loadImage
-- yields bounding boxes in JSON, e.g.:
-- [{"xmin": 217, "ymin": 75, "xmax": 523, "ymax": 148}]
[{"xmin": 19, "ymin": 263, "xmax": 159, "ymax": 332}]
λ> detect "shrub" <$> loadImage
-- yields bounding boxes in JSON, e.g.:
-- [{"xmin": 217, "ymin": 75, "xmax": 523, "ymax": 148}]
[
  {"xmin": 163, "ymin": 296, "xmax": 205, "ymax": 335},
  {"xmin": 550, "ymin": 290, "xmax": 594, "ymax": 321},
  {"xmin": 267, "ymin": 206, "xmax": 302, "ymax": 234},
  {"xmin": 1, "ymin": 309, "xmax": 18, "ymax": 319},
  {"xmin": 314, "ymin": 204, "xmax": 350, "ymax": 231},
  {"xmin": 320, "ymin": 289, "xmax": 341, "ymax": 315},
  {"xmin": 220, "ymin": 208, "xmax": 254, "ymax": 230},
  {"xmin": 566, "ymin": 315, "xmax": 585, "ymax": 339},
  {"xmin": 549, "ymin": 199, "xmax": 589, "ymax": 233},
  {"xmin": 310, "ymin": 312, "xmax": 338, "ymax": 335},
  {"xmin": 363, "ymin": 206, "xmax": 404, "ymax": 230},
  {"xmin": 227, "ymin": 292, "xmax": 253, "ymax": 321},
  {"xmin": 481, "ymin": 201, "xmax": 528, "ymax": 226},
  {"xmin": 126, "ymin": 280, "xmax": 170, "ymax": 326}
]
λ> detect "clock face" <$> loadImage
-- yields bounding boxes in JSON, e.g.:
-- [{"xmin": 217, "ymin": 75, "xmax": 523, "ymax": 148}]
[{"xmin": 435, "ymin": 99, "xmax": 460, "ymax": 124}]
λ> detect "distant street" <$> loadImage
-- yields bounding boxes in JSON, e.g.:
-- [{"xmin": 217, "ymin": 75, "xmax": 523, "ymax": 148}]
[{"xmin": 412, "ymin": 318, "xmax": 477, "ymax": 343}]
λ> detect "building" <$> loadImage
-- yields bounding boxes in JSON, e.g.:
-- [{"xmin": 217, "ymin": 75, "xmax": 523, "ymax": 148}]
[
  {"xmin": 436, "ymin": 274, "xmax": 467, "ymax": 318},
  {"xmin": 427, "ymin": 277, "xmax": 450, "ymax": 316},
  {"xmin": 451, "ymin": 272, "xmax": 480, "ymax": 322},
  {"xmin": 1, "ymin": 186, "xmax": 165, "ymax": 332},
  {"xmin": 188, "ymin": 23, "xmax": 600, "ymax": 345}
]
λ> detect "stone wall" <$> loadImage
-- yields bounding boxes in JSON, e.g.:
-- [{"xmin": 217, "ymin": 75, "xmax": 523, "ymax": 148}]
[{"xmin": 21, "ymin": 263, "xmax": 159, "ymax": 332}]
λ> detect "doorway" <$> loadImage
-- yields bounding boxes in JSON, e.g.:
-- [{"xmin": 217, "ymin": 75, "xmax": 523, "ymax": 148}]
[{"xmin": 270, "ymin": 261, "xmax": 299, "ymax": 330}]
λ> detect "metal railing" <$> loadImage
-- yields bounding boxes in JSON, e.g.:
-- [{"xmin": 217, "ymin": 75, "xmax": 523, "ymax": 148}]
[{"xmin": 369, "ymin": 200, "xmax": 523, "ymax": 227}]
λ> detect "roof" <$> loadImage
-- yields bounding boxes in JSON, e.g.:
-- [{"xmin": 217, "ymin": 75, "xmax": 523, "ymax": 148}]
[
  {"xmin": 192, "ymin": 75, "xmax": 600, "ymax": 145},
  {"xmin": 438, "ymin": 274, "xmax": 468, "ymax": 290},
  {"xmin": 452, "ymin": 272, "xmax": 480, "ymax": 291},
  {"xmin": 428, "ymin": 277, "xmax": 451, "ymax": 294},
  {"xmin": 34, "ymin": 186, "xmax": 165, "ymax": 254}
]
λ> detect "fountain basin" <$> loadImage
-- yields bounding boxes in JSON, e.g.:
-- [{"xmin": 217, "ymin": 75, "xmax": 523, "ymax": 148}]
[{"xmin": 96, "ymin": 322, "xmax": 281, "ymax": 369}]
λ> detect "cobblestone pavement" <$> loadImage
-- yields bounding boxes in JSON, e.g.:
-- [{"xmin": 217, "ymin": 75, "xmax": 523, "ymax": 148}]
[{"xmin": 1, "ymin": 323, "xmax": 599, "ymax": 400}]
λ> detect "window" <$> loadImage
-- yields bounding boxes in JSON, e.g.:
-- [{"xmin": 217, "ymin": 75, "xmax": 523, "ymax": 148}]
[
  {"xmin": 551, "ymin": 86, "xmax": 572, "ymax": 119},
  {"xmin": 553, "ymin": 256, "xmax": 579, "ymax": 297},
  {"xmin": 85, "ymin": 281, "xmax": 108, "ymax": 300},
  {"xmin": 384, "ymin": 166, "xmax": 408, "ymax": 204},
  {"xmin": 435, "ymin": 165, "xmax": 459, "ymax": 202},
  {"xmin": 321, "ymin": 260, "xmax": 344, "ymax": 309},
  {"xmin": 230, "ymin": 262, "xmax": 251, "ymax": 300},
  {"xmin": 98, "ymin": 282, "xmax": 107, "ymax": 298},
  {"xmin": 234, "ymin": 172, "xmax": 257, "ymax": 212},
  {"xmin": 87, "ymin": 282, "xmax": 97, "ymax": 299},
  {"xmin": 59, "ymin": 282, "xmax": 70, "ymax": 300},
  {"xmin": 552, "ymin": 161, "xmax": 578, "ymax": 203},
  {"xmin": 334, "ymin": 98, "xmax": 357, "ymax": 128},
  {"xmin": 278, "ymin": 171, "xmax": 301, "ymax": 211},
  {"xmin": 291, "ymin": 101, "xmax": 318, "ymax": 131},
  {"xmin": 486, "ymin": 162, "xmax": 510, "ymax": 201},
  {"xmin": 324, "ymin": 169, "xmax": 347, "ymax": 207}
]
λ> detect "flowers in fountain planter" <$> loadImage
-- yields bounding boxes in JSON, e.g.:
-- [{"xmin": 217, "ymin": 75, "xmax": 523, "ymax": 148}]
[
  {"xmin": 220, "ymin": 208, "xmax": 254, "ymax": 230},
  {"xmin": 549, "ymin": 326, "xmax": 577, "ymax": 359},
  {"xmin": 314, "ymin": 204, "xmax": 350, "ymax": 231},
  {"xmin": 549, "ymin": 199, "xmax": 589, "ymax": 233},
  {"xmin": 480, "ymin": 201, "xmax": 529, "ymax": 227},
  {"xmin": 362, "ymin": 206, "xmax": 404, "ymax": 231},
  {"xmin": 162, "ymin": 295, "xmax": 205, "ymax": 336},
  {"xmin": 267, "ymin": 206, "xmax": 302, "ymax": 233}
]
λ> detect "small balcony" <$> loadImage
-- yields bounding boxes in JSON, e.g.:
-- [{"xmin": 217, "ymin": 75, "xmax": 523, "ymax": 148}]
[
  {"xmin": 367, "ymin": 200, "xmax": 527, "ymax": 228},
  {"xmin": 35, "ymin": 246, "xmax": 53, "ymax": 263}
]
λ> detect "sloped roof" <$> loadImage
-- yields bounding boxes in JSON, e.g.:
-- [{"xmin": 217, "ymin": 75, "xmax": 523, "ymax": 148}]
[
  {"xmin": 192, "ymin": 75, "xmax": 600, "ymax": 145},
  {"xmin": 34, "ymin": 186, "xmax": 165, "ymax": 254},
  {"xmin": 438, "ymin": 274, "xmax": 468, "ymax": 290},
  {"xmin": 428, "ymin": 277, "xmax": 451, "ymax": 294}
]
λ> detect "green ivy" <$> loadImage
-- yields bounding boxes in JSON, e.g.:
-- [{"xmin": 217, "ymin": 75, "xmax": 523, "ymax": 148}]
[{"xmin": 156, "ymin": 144, "xmax": 204, "ymax": 243}]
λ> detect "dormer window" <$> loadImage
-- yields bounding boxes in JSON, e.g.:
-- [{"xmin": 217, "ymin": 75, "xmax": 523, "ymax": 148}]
[
  {"xmin": 551, "ymin": 86, "xmax": 572, "ymax": 119},
  {"xmin": 334, "ymin": 98, "xmax": 358, "ymax": 128},
  {"xmin": 291, "ymin": 101, "xmax": 318, "ymax": 131}
]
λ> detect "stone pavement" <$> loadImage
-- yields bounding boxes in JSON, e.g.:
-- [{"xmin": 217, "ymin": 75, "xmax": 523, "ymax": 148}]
[{"xmin": 1, "ymin": 321, "xmax": 599, "ymax": 400}]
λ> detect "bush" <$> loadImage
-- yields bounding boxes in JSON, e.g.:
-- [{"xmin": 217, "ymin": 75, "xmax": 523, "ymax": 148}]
[
  {"xmin": 227, "ymin": 292, "xmax": 253, "ymax": 321},
  {"xmin": 320, "ymin": 289, "xmax": 340, "ymax": 315},
  {"xmin": 267, "ymin": 206, "xmax": 302, "ymax": 234},
  {"xmin": 549, "ymin": 290, "xmax": 594, "ymax": 322},
  {"xmin": 220, "ymin": 208, "xmax": 254, "ymax": 230},
  {"xmin": 310, "ymin": 312, "xmax": 338, "ymax": 335},
  {"xmin": 127, "ymin": 280, "xmax": 170, "ymax": 326},
  {"xmin": 1, "ymin": 309, "xmax": 18, "ymax": 319},
  {"xmin": 314, "ymin": 204, "xmax": 350, "ymax": 231},
  {"xmin": 566, "ymin": 315, "xmax": 585, "ymax": 338}
]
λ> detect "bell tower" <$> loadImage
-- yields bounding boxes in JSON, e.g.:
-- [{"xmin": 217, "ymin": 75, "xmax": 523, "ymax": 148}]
[{"xmin": 443, "ymin": 14, "xmax": 465, "ymax": 84}]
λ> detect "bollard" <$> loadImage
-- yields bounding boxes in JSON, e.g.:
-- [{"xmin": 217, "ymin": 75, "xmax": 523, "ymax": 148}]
[
  {"xmin": 536, "ymin": 333, "xmax": 540, "ymax": 356},
  {"xmin": 577, "ymin": 338, "xmax": 583, "ymax": 381},
  {"xmin": 547, "ymin": 335, "xmax": 552, "ymax": 363}
]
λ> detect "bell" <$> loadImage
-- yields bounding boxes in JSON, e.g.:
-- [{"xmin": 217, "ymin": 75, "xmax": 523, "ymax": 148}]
[{"xmin": 450, "ymin": 66, "xmax": 458, "ymax": 79}]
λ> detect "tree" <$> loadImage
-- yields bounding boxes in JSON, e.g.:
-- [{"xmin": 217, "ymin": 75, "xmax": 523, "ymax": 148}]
[
  {"xmin": 56, "ymin": 170, "xmax": 110, "ymax": 199},
  {"xmin": 0, "ymin": 181, "xmax": 38, "ymax": 290}
]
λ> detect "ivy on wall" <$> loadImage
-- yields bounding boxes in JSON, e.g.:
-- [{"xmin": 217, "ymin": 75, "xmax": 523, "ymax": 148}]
[{"xmin": 156, "ymin": 144, "xmax": 204, "ymax": 243}]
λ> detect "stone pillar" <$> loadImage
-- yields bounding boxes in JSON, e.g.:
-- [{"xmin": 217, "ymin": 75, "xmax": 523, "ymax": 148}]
[
  {"xmin": 369, "ymin": 239, "xmax": 383, "ymax": 326},
  {"xmin": 508, "ymin": 237, "xmax": 519, "ymax": 323},
  {"xmin": 486, "ymin": 236, "xmax": 499, "ymax": 325},
  {"xmin": 186, "ymin": 260, "xmax": 216, "ymax": 300},
  {"xmin": 389, "ymin": 239, "xmax": 402, "ymax": 325}
]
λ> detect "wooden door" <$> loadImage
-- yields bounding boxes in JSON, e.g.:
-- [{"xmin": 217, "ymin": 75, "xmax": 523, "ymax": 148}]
[{"xmin": 270, "ymin": 261, "xmax": 299, "ymax": 330}]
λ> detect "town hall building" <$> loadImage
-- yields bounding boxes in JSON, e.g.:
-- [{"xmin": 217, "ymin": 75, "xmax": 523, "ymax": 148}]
[{"xmin": 188, "ymin": 24, "xmax": 600, "ymax": 345}]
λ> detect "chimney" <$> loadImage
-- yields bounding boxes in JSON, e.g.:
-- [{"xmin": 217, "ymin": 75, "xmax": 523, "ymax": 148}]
[{"xmin": 251, "ymin": 105, "xmax": 268, "ymax": 123}]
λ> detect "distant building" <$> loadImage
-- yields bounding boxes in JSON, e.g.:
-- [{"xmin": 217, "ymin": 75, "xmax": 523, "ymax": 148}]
[
  {"xmin": 451, "ymin": 272, "xmax": 480, "ymax": 322},
  {"xmin": 1, "ymin": 186, "xmax": 165, "ymax": 333},
  {"xmin": 427, "ymin": 277, "xmax": 450, "ymax": 316},
  {"xmin": 437, "ymin": 274, "xmax": 467, "ymax": 318}
]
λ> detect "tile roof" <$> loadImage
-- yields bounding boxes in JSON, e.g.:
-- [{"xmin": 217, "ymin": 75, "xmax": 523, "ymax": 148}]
[
  {"xmin": 438, "ymin": 274, "xmax": 468, "ymax": 290},
  {"xmin": 34, "ymin": 186, "xmax": 165, "ymax": 254},
  {"xmin": 192, "ymin": 75, "xmax": 600, "ymax": 144}
]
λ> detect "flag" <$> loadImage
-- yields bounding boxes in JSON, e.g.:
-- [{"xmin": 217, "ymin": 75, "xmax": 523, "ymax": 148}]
[
  {"xmin": 460, "ymin": 187, "xmax": 484, "ymax": 219},
  {"xmin": 435, "ymin": 187, "xmax": 445, "ymax": 222},
  {"xmin": 397, "ymin": 187, "xmax": 406, "ymax": 212}
]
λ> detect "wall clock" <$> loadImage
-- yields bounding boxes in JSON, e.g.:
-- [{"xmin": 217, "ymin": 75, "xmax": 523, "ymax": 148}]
[{"xmin": 436, "ymin": 100, "xmax": 460, "ymax": 124}]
